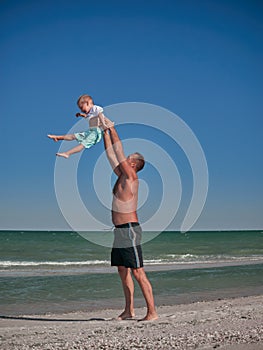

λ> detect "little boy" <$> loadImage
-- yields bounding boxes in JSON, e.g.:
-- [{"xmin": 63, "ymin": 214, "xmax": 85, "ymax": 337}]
[{"xmin": 48, "ymin": 94, "xmax": 114, "ymax": 158}]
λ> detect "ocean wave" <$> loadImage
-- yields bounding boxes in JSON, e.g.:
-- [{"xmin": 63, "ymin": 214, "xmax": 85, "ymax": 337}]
[
  {"xmin": 166, "ymin": 254, "xmax": 197, "ymax": 260},
  {"xmin": 144, "ymin": 255, "xmax": 263, "ymax": 266},
  {"xmin": 1, "ymin": 255, "xmax": 263, "ymax": 268},
  {"xmin": 162, "ymin": 254, "xmax": 263, "ymax": 262},
  {"xmin": 0, "ymin": 260, "xmax": 109, "ymax": 267}
]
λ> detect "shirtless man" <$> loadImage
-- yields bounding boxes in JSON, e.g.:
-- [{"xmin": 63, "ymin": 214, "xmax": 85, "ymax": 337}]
[{"xmin": 103, "ymin": 127, "xmax": 158, "ymax": 321}]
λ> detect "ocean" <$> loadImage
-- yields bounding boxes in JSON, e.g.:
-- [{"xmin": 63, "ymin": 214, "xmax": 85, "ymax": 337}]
[{"xmin": 0, "ymin": 230, "xmax": 263, "ymax": 315}]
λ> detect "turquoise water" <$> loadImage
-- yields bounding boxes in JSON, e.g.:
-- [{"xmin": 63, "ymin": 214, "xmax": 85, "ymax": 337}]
[{"xmin": 0, "ymin": 230, "xmax": 262, "ymax": 314}]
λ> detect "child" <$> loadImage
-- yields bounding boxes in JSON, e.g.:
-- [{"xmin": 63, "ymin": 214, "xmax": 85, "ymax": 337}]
[{"xmin": 48, "ymin": 94, "xmax": 114, "ymax": 158}]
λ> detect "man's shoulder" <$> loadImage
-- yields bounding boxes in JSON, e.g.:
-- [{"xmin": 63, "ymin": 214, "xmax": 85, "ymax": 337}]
[{"xmin": 119, "ymin": 167, "xmax": 138, "ymax": 180}]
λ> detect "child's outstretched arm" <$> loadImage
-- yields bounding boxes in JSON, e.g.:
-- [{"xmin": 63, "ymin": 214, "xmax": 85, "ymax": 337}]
[{"xmin": 76, "ymin": 112, "xmax": 87, "ymax": 118}]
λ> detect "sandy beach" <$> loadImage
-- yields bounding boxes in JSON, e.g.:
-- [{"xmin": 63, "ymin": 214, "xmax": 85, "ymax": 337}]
[{"xmin": 1, "ymin": 295, "xmax": 262, "ymax": 349}]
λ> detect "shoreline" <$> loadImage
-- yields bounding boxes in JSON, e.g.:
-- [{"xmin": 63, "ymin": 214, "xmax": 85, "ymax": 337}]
[
  {"xmin": 1, "ymin": 263, "xmax": 262, "ymax": 317},
  {"xmin": 1, "ymin": 284, "xmax": 263, "ymax": 317},
  {"xmin": 1, "ymin": 295, "xmax": 262, "ymax": 349},
  {"xmin": 1, "ymin": 259, "xmax": 262, "ymax": 277}
]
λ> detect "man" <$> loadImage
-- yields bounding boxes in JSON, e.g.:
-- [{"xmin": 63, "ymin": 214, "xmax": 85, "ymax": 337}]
[{"xmin": 103, "ymin": 127, "xmax": 158, "ymax": 321}]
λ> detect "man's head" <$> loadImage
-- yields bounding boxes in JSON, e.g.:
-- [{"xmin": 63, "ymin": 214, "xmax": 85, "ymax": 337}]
[
  {"xmin": 127, "ymin": 152, "xmax": 145, "ymax": 172},
  {"xmin": 77, "ymin": 94, "xmax": 94, "ymax": 114}
]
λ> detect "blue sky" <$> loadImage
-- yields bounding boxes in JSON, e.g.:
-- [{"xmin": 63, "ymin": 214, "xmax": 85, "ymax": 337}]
[{"xmin": 1, "ymin": 0, "xmax": 262, "ymax": 231}]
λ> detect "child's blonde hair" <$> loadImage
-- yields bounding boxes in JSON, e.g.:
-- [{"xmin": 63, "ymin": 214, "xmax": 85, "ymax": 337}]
[{"xmin": 77, "ymin": 94, "xmax": 93, "ymax": 106}]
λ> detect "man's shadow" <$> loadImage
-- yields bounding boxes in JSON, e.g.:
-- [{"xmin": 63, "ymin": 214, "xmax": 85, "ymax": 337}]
[{"xmin": 0, "ymin": 315, "xmax": 107, "ymax": 322}]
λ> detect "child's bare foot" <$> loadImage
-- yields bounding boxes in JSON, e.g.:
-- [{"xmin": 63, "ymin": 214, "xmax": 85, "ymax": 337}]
[
  {"xmin": 117, "ymin": 311, "xmax": 135, "ymax": 320},
  {"xmin": 48, "ymin": 134, "xmax": 59, "ymax": 142},
  {"xmin": 138, "ymin": 312, "xmax": 158, "ymax": 322},
  {"xmin": 56, "ymin": 152, "xmax": 69, "ymax": 159}
]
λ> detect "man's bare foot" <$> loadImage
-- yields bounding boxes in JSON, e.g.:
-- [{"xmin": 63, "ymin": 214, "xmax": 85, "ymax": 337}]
[
  {"xmin": 48, "ymin": 134, "xmax": 59, "ymax": 142},
  {"xmin": 138, "ymin": 312, "xmax": 158, "ymax": 322},
  {"xmin": 56, "ymin": 152, "xmax": 69, "ymax": 159},
  {"xmin": 117, "ymin": 311, "xmax": 135, "ymax": 320}
]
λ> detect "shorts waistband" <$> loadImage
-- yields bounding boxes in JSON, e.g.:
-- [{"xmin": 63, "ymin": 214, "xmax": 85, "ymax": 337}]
[{"xmin": 115, "ymin": 222, "xmax": 140, "ymax": 229}]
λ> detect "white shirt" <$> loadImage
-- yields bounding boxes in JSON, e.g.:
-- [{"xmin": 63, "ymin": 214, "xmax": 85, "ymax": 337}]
[
  {"xmin": 86, "ymin": 105, "xmax": 103, "ymax": 120},
  {"xmin": 86, "ymin": 105, "xmax": 104, "ymax": 128}
]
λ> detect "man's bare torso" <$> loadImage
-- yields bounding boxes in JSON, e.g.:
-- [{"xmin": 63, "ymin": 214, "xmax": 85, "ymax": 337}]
[{"xmin": 112, "ymin": 173, "xmax": 139, "ymax": 226}]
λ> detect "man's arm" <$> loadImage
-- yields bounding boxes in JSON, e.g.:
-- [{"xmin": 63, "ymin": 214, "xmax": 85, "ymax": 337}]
[
  {"xmin": 109, "ymin": 127, "xmax": 136, "ymax": 178},
  {"xmin": 103, "ymin": 129, "xmax": 121, "ymax": 176}
]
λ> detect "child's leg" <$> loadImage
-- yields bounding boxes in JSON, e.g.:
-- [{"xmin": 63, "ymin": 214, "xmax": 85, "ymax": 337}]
[
  {"xmin": 56, "ymin": 144, "xmax": 84, "ymax": 159},
  {"xmin": 47, "ymin": 134, "xmax": 76, "ymax": 142}
]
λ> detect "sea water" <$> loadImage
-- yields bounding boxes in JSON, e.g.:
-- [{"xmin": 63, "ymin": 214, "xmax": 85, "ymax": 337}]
[{"xmin": 0, "ymin": 230, "xmax": 262, "ymax": 315}]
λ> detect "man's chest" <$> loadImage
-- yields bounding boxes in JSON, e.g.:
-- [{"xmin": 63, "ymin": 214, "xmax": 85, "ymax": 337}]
[{"xmin": 113, "ymin": 176, "xmax": 130, "ymax": 195}]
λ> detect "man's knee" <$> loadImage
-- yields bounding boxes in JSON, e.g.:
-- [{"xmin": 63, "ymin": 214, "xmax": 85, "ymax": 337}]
[
  {"xmin": 132, "ymin": 267, "xmax": 146, "ymax": 281},
  {"xmin": 118, "ymin": 266, "xmax": 129, "ymax": 274}
]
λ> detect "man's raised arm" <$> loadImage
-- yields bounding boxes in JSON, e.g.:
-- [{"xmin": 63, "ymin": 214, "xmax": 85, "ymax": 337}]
[
  {"xmin": 109, "ymin": 127, "xmax": 136, "ymax": 178},
  {"xmin": 108, "ymin": 127, "xmax": 126, "ymax": 163},
  {"xmin": 103, "ymin": 129, "xmax": 121, "ymax": 176}
]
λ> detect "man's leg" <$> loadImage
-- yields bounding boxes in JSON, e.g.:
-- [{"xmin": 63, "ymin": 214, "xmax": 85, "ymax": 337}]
[
  {"xmin": 132, "ymin": 267, "xmax": 158, "ymax": 321},
  {"xmin": 117, "ymin": 266, "xmax": 135, "ymax": 320}
]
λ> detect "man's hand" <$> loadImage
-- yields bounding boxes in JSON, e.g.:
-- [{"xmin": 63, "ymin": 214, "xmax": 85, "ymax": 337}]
[{"xmin": 99, "ymin": 113, "xmax": 115, "ymax": 130}]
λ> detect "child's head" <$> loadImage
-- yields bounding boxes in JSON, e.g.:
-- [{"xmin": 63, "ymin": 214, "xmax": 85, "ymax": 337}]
[{"xmin": 77, "ymin": 94, "xmax": 94, "ymax": 113}]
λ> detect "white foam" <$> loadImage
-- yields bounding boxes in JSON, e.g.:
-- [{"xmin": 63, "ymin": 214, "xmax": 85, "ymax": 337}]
[
  {"xmin": 0, "ymin": 260, "xmax": 109, "ymax": 267},
  {"xmin": 1, "ymin": 255, "xmax": 262, "ymax": 268}
]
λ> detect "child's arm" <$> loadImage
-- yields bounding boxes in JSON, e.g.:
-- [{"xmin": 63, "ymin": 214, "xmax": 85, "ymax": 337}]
[{"xmin": 76, "ymin": 112, "xmax": 87, "ymax": 118}]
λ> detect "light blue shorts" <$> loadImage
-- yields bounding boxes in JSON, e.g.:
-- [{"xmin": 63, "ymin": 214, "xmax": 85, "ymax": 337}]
[{"xmin": 74, "ymin": 127, "xmax": 102, "ymax": 149}]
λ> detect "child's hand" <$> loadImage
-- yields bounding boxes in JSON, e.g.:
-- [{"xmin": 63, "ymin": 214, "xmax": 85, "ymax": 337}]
[{"xmin": 76, "ymin": 112, "xmax": 87, "ymax": 118}]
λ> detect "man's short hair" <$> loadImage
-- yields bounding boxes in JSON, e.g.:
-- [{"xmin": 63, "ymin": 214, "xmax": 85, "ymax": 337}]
[{"xmin": 131, "ymin": 152, "xmax": 145, "ymax": 172}]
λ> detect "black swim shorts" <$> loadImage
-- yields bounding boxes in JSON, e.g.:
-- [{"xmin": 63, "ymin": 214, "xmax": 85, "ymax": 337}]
[{"xmin": 111, "ymin": 222, "xmax": 144, "ymax": 269}]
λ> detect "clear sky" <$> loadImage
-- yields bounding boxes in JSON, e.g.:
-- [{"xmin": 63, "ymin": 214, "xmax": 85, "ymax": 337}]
[{"xmin": 1, "ymin": 0, "xmax": 262, "ymax": 231}]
